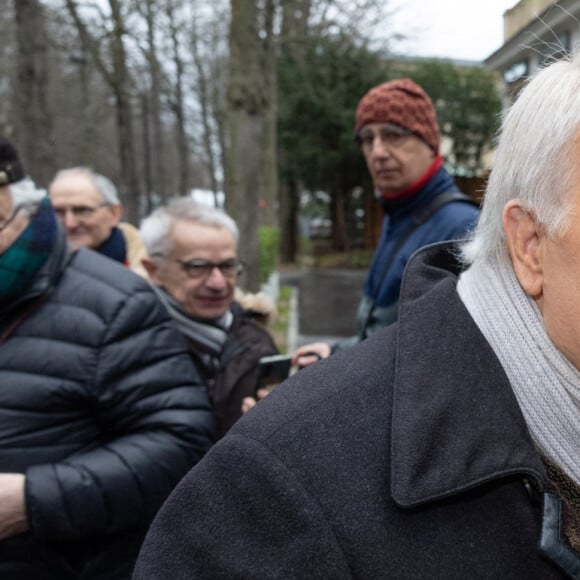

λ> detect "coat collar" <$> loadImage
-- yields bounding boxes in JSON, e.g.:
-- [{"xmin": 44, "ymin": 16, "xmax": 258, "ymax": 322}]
[{"xmin": 390, "ymin": 242, "xmax": 547, "ymax": 508}]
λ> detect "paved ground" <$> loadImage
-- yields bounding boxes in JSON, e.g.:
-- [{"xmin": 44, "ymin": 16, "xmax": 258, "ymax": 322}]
[{"xmin": 280, "ymin": 268, "xmax": 366, "ymax": 352}]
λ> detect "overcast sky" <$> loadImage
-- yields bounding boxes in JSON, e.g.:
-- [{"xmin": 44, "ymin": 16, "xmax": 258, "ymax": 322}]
[{"xmin": 388, "ymin": 0, "xmax": 520, "ymax": 62}]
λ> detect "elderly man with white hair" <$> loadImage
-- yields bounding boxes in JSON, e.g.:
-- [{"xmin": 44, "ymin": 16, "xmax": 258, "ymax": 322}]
[
  {"xmin": 135, "ymin": 53, "xmax": 580, "ymax": 579},
  {"xmin": 0, "ymin": 136, "xmax": 214, "ymax": 579},
  {"xmin": 49, "ymin": 166, "xmax": 148, "ymax": 276}
]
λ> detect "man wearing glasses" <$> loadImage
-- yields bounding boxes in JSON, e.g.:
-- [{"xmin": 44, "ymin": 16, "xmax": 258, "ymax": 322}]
[
  {"xmin": 293, "ymin": 78, "xmax": 479, "ymax": 367},
  {"xmin": 140, "ymin": 197, "xmax": 279, "ymax": 438},
  {"xmin": 0, "ymin": 136, "xmax": 214, "ymax": 578},
  {"xmin": 48, "ymin": 167, "xmax": 148, "ymax": 276}
]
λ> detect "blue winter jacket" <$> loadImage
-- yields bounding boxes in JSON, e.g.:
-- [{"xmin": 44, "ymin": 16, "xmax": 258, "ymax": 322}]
[{"xmin": 343, "ymin": 167, "xmax": 478, "ymax": 346}]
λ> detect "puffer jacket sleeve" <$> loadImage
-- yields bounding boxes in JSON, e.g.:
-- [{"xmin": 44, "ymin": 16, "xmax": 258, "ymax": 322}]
[{"xmin": 24, "ymin": 286, "xmax": 215, "ymax": 540}]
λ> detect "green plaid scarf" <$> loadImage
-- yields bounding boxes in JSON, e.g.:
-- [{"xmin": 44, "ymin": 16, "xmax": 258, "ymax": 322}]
[{"xmin": 0, "ymin": 197, "xmax": 56, "ymax": 300}]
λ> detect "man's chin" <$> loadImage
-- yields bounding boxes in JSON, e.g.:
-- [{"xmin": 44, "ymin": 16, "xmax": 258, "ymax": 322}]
[
  {"xmin": 194, "ymin": 302, "xmax": 230, "ymax": 321},
  {"xmin": 374, "ymin": 178, "xmax": 404, "ymax": 193},
  {"xmin": 68, "ymin": 235, "xmax": 92, "ymax": 250}
]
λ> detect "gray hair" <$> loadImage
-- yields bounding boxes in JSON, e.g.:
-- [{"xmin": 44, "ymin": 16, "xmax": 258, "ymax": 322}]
[
  {"xmin": 461, "ymin": 51, "xmax": 580, "ymax": 266},
  {"xmin": 49, "ymin": 167, "xmax": 120, "ymax": 205},
  {"xmin": 9, "ymin": 177, "xmax": 46, "ymax": 207},
  {"xmin": 140, "ymin": 196, "xmax": 239, "ymax": 259}
]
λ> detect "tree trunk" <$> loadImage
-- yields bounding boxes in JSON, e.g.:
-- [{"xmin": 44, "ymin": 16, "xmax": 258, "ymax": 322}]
[
  {"xmin": 280, "ymin": 0, "xmax": 311, "ymax": 60},
  {"xmin": 277, "ymin": 0, "xmax": 312, "ymax": 262},
  {"xmin": 13, "ymin": 0, "xmax": 56, "ymax": 186},
  {"xmin": 74, "ymin": 48, "xmax": 96, "ymax": 166},
  {"xmin": 226, "ymin": 0, "xmax": 267, "ymax": 292},
  {"xmin": 191, "ymin": 16, "xmax": 219, "ymax": 203},
  {"xmin": 212, "ymin": 76, "xmax": 228, "ymax": 205},
  {"xmin": 143, "ymin": 0, "xmax": 167, "ymax": 201},
  {"xmin": 331, "ymin": 187, "xmax": 350, "ymax": 253},
  {"xmin": 259, "ymin": 0, "xmax": 278, "ymax": 227},
  {"xmin": 168, "ymin": 0, "xmax": 190, "ymax": 197},
  {"xmin": 109, "ymin": 0, "xmax": 140, "ymax": 222},
  {"xmin": 279, "ymin": 177, "xmax": 299, "ymax": 263},
  {"xmin": 141, "ymin": 93, "xmax": 154, "ymax": 214}
]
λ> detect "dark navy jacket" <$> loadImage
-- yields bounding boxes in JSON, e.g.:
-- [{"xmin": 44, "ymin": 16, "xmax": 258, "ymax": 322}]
[
  {"xmin": 134, "ymin": 243, "xmax": 575, "ymax": 579},
  {"xmin": 352, "ymin": 167, "xmax": 478, "ymax": 340}
]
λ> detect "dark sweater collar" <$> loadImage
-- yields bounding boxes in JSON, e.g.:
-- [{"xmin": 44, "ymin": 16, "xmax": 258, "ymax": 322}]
[
  {"xmin": 390, "ymin": 242, "xmax": 546, "ymax": 508},
  {"xmin": 97, "ymin": 226, "xmax": 126, "ymax": 264}
]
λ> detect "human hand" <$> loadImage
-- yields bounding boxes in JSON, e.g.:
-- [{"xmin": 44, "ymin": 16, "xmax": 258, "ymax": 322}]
[
  {"xmin": 241, "ymin": 388, "xmax": 274, "ymax": 415},
  {"xmin": 241, "ymin": 396, "xmax": 257, "ymax": 414},
  {"xmin": 0, "ymin": 473, "xmax": 28, "ymax": 540},
  {"xmin": 291, "ymin": 342, "xmax": 331, "ymax": 368}
]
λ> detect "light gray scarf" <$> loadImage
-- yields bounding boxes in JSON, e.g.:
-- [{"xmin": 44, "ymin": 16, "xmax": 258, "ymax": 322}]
[
  {"xmin": 457, "ymin": 257, "xmax": 580, "ymax": 485},
  {"xmin": 151, "ymin": 285, "xmax": 232, "ymax": 360}
]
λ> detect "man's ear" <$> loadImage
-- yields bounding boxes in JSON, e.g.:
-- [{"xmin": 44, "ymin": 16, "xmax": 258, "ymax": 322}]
[
  {"xmin": 502, "ymin": 200, "xmax": 545, "ymax": 298},
  {"xmin": 141, "ymin": 258, "xmax": 160, "ymax": 282},
  {"xmin": 110, "ymin": 203, "xmax": 123, "ymax": 227}
]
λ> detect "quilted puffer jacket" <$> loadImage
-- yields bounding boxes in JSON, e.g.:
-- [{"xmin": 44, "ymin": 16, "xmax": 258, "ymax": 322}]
[{"xmin": 0, "ymin": 228, "xmax": 215, "ymax": 579}]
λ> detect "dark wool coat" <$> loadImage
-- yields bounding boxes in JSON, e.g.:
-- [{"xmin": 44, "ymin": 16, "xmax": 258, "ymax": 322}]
[
  {"xmin": 0, "ymin": 229, "xmax": 215, "ymax": 579},
  {"xmin": 133, "ymin": 242, "xmax": 577, "ymax": 579}
]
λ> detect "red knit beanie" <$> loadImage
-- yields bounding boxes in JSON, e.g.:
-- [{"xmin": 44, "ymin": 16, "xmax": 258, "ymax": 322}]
[{"xmin": 354, "ymin": 78, "xmax": 440, "ymax": 154}]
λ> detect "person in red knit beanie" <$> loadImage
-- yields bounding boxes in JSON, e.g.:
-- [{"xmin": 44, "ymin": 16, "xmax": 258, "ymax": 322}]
[{"xmin": 293, "ymin": 77, "xmax": 479, "ymax": 366}]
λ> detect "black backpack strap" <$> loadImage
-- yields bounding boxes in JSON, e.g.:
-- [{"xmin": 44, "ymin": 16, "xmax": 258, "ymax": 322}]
[{"xmin": 411, "ymin": 191, "xmax": 477, "ymax": 227}]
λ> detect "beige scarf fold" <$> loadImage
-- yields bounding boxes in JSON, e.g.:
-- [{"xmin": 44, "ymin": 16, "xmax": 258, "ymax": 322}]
[{"xmin": 457, "ymin": 257, "xmax": 580, "ymax": 486}]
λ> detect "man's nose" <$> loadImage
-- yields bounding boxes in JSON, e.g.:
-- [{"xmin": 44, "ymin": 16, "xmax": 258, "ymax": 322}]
[
  {"xmin": 205, "ymin": 267, "xmax": 227, "ymax": 288},
  {"xmin": 369, "ymin": 136, "xmax": 390, "ymax": 158},
  {"xmin": 61, "ymin": 209, "xmax": 79, "ymax": 229}
]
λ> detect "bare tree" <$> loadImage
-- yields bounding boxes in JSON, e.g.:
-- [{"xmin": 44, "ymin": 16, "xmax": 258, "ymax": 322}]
[
  {"xmin": 190, "ymin": 3, "xmax": 221, "ymax": 206},
  {"xmin": 72, "ymin": 46, "xmax": 98, "ymax": 166},
  {"xmin": 166, "ymin": 0, "xmax": 190, "ymax": 197},
  {"xmin": 43, "ymin": 6, "xmax": 114, "ymax": 173},
  {"xmin": 208, "ymin": 24, "xmax": 230, "ymax": 206},
  {"xmin": 13, "ymin": 0, "xmax": 56, "ymax": 186},
  {"xmin": 64, "ymin": 0, "xmax": 140, "ymax": 221},
  {"xmin": 137, "ymin": 0, "xmax": 167, "ymax": 202}
]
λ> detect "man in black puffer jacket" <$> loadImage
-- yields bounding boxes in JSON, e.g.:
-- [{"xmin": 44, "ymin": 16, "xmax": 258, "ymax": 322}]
[{"xmin": 0, "ymin": 136, "xmax": 215, "ymax": 579}]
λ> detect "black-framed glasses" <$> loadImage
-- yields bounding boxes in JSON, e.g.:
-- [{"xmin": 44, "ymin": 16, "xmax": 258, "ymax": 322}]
[
  {"xmin": 176, "ymin": 258, "xmax": 245, "ymax": 279},
  {"xmin": 355, "ymin": 123, "xmax": 415, "ymax": 151},
  {"xmin": 0, "ymin": 203, "xmax": 36, "ymax": 232},
  {"xmin": 53, "ymin": 202, "xmax": 109, "ymax": 220}
]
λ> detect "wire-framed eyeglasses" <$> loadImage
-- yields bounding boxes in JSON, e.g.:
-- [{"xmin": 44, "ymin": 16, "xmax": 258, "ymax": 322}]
[
  {"xmin": 53, "ymin": 202, "xmax": 109, "ymax": 220},
  {"xmin": 175, "ymin": 258, "xmax": 245, "ymax": 279},
  {"xmin": 355, "ymin": 123, "xmax": 415, "ymax": 151},
  {"xmin": 0, "ymin": 203, "xmax": 37, "ymax": 232}
]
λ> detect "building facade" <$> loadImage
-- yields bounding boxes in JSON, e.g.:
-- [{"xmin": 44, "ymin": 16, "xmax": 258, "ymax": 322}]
[{"xmin": 486, "ymin": 0, "xmax": 580, "ymax": 103}]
